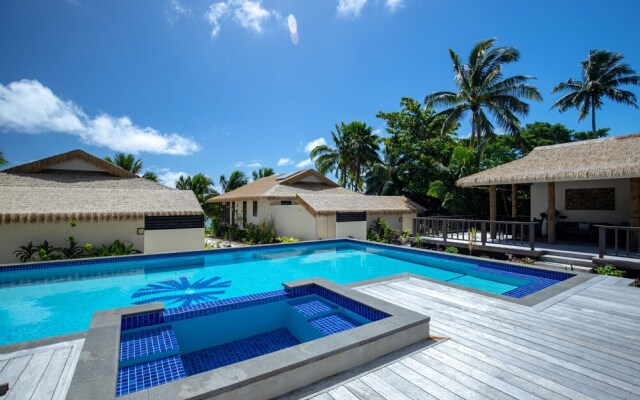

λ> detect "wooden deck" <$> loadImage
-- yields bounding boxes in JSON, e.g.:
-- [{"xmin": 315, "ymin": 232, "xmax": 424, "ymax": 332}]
[
  {"xmin": 0, "ymin": 339, "xmax": 83, "ymax": 400},
  {"xmin": 2, "ymin": 275, "xmax": 639, "ymax": 399},
  {"xmin": 299, "ymin": 275, "xmax": 640, "ymax": 400}
]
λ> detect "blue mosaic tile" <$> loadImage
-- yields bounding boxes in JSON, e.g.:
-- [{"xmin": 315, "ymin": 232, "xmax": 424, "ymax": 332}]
[
  {"xmin": 119, "ymin": 325, "xmax": 178, "ymax": 362},
  {"xmin": 287, "ymin": 296, "xmax": 337, "ymax": 317},
  {"xmin": 180, "ymin": 328, "xmax": 299, "ymax": 375},
  {"xmin": 116, "ymin": 355, "xmax": 186, "ymax": 397},
  {"xmin": 288, "ymin": 285, "xmax": 390, "ymax": 322},
  {"xmin": 309, "ymin": 313, "xmax": 362, "ymax": 336},
  {"xmin": 121, "ymin": 311, "xmax": 165, "ymax": 331}
]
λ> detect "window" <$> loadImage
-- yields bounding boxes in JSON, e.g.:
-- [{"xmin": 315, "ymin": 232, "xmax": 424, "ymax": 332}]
[
  {"xmin": 253, "ymin": 201, "xmax": 258, "ymax": 217},
  {"xmin": 281, "ymin": 200, "xmax": 292, "ymax": 205},
  {"xmin": 336, "ymin": 212, "xmax": 366, "ymax": 222}
]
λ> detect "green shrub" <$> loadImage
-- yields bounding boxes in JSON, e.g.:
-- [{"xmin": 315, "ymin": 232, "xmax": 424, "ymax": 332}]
[
  {"xmin": 94, "ymin": 240, "xmax": 141, "ymax": 257},
  {"xmin": 444, "ymin": 246, "xmax": 459, "ymax": 254},
  {"xmin": 244, "ymin": 220, "xmax": 276, "ymax": 245},
  {"xmin": 413, "ymin": 234, "xmax": 424, "ymax": 248},
  {"xmin": 594, "ymin": 264, "xmax": 625, "ymax": 277},
  {"xmin": 13, "ymin": 241, "xmax": 39, "ymax": 262},
  {"xmin": 276, "ymin": 236, "xmax": 300, "ymax": 243}
]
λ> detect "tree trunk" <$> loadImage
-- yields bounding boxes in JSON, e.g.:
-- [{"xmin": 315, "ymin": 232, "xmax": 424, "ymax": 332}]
[
  {"xmin": 354, "ymin": 160, "xmax": 361, "ymax": 192},
  {"xmin": 591, "ymin": 101, "xmax": 596, "ymax": 137}
]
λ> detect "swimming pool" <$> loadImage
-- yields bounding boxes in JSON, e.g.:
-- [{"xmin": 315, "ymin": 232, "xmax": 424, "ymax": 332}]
[{"xmin": 0, "ymin": 239, "xmax": 573, "ymax": 346}]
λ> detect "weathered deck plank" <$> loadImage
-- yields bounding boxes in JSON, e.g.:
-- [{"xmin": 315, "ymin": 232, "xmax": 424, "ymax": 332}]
[{"xmin": 304, "ymin": 276, "xmax": 640, "ymax": 400}]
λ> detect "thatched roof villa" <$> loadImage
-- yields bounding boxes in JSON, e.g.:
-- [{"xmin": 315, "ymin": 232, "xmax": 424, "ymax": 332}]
[
  {"xmin": 207, "ymin": 169, "xmax": 424, "ymax": 240},
  {"xmin": 0, "ymin": 150, "xmax": 204, "ymax": 263},
  {"xmin": 458, "ymin": 134, "xmax": 640, "ymax": 244}
]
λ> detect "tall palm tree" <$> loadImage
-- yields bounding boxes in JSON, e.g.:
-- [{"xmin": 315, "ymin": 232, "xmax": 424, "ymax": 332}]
[
  {"xmin": 104, "ymin": 152, "xmax": 158, "ymax": 182},
  {"xmin": 425, "ymin": 38, "xmax": 542, "ymax": 162},
  {"xmin": 346, "ymin": 121, "xmax": 381, "ymax": 191},
  {"xmin": 219, "ymin": 170, "xmax": 248, "ymax": 193},
  {"xmin": 311, "ymin": 123, "xmax": 352, "ymax": 188},
  {"xmin": 176, "ymin": 173, "xmax": 219, "ymax": 217},
  {"xmin": 252, "ymin": 167, "xmax": 275, "ymax": 181},
  {"xmin": 552, "ymin": 50, "xmax": 640, "ymax": 136},
  {"xmin": 0, "ymin": 150, "xmax": 7, "ymax": 166}
]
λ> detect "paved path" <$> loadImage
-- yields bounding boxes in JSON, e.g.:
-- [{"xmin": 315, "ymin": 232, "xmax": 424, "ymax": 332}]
[{"xmin": 0, "ymin": 339, "xmax": 83, "ymax": 400}]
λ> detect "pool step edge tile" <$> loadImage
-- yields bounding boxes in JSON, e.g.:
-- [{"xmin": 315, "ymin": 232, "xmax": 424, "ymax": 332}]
[{"xmin": 119, "ymin": 324, "xmax": 180, "ymax": 368}]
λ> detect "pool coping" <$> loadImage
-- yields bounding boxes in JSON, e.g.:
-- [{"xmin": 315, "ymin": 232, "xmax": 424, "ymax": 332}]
[{"xmin": 65, "ymin": 278, "xmax": 429, "ymax": 400}]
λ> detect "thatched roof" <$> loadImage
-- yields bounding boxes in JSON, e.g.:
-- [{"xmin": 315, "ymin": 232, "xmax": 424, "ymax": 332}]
[
  {"xmin": 296, "ymin": 194, "xmax": 425, "ymax": 216},
  {"xmin": 207, "ymin": 169, "xmax": 424, "ymax": 215},
  {"xmin": 457, "ymin": 134, "xmax": 640, "ymax": 187},
  {"xmin": 4, "ymin": 149, "xmax": 139, "ymax": 178},
  {"xmin": 0, "ymin": 150, "xmax": 203, "ymax": 224},
  {"xmin": 207, "ymin": 170, "xmax": 343, "ymax": 202}
]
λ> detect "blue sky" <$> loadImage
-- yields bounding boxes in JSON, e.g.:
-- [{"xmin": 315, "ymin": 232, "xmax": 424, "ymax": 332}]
[{"xmin": 1, "ymin": 0, "xmax": 639, "ymax": 189}]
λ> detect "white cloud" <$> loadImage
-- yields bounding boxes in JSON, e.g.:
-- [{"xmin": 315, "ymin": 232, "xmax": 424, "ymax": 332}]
[
  {"xmin": 206, "ymin": 0, "xmax": 290, "ymax": 40},
  {"xmin": 277, "ymin": 157, "xmax": 293, "ymax": 166},
  {"xmin": 235, "ymin": 159, "xmax": 263, "ymax": 168},
  {"xmin": 304, "ymin": 137, "xmax": 327, "ymax": 153},
  {"xmin": 165, "ymin": 0, "xmax": 192, "ymax": 24},
  {"xmin": 206, "ymin": 2, "xmax": 230, "ymax": 39},
  {"xmin": 232, "ymin": 0, "xmax": 271, "ymax": 33},
  {"xmin": 0, "ymin": 79, "xmax": 199, "ymax": 155},
  {"xmin": 385, "ymin": 0, "xmax": 404, "ymax": 12},
  {"xmin": 157, "ymin": 168, "xmax": 190, "ymax": 188},
  {"xmin": 287, "ymin": 14, "xmax": 299, "ymax": 45},
  {"xmin": 295, "ymin": 158, "xmax": 313, "ymax": 168},
  {"xmin": 337, "ymin": 0, "xmax": 368, "ymax": 17}
]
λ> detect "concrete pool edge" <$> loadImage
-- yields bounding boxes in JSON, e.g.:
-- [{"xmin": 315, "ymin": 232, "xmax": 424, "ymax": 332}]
[{"xmin": 65, "ymin": 279, "xmax": 430, "ymax": 400}]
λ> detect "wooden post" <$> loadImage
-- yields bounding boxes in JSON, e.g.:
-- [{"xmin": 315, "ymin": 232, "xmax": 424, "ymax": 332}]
[
  {"xmin": 511, "ymin": 184, "xmax": 518, "ymax": 220},
  {"xmin": 547, "ymin": 182, "xmax": 556, "ymax": 243},
  {"xmin": 630, "ymin": 178, "xmax": 640, "ymax": 249},
  {"xmin": 490, "ymin": 185, "xmax": 497, "ymax": 239}
]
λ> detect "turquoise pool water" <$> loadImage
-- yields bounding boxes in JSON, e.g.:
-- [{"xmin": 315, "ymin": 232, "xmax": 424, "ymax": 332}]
[{"xmin": 0, "ymin": 240, "xmax": 570, "ymax": 345}]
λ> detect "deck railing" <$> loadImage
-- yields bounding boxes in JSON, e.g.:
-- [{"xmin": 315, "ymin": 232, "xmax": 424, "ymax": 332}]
[
  {"xmin": 596, "ymin": 225, "xmax": 640, "ymax": 259},
  {"xmin": 413, "ymin": 217, "xmax": 536, "ymax": 251}
]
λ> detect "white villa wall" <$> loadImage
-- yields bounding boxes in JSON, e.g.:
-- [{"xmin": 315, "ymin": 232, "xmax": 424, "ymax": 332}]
[
  {"xmin": 271, "ymin": 205, "xmax": 317, "ymax": 241},
  {"xmin": 335, "ymin": 221, "xmax": 367, "ymax": 239},
  {"xmin": 144, "ymin": 228, "xmax": 204, "ymax": 254},
  {"xmin": 0, "ymin": 219, "xmax": 143, "ymax": 264},
  {"xmin": 530, "ymin": 178, "xmax": 631, "ymax": 224},
  {"xmin": 367, "ymin": 213, "xmax": 417, "ymax": 233}
]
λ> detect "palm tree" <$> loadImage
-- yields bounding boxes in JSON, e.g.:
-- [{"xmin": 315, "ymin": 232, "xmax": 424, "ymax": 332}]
[
  {"xmin": 311, "ymin": 123, "xmax": 352, "ymax": 188},
  {"xmin": 175, "ymin": 173, "xmax": 219, "ymax": 217},
  {"xmin": 346, "ymin": 121, "xmax": 381, "ymax": 191},
  {"xmin": 0, "ymin": 150, "xmax": 7, "ymax": 166},
  {"xmin": 104, "ymin": 152, "xmax": 159, "ymax": 182},
  {"xmin": 219, "ymin": 170, "xmax": 248, "ymax": 193},
  {"xmin": 252, "ymin": 167, "xmax": 275, "ymax": 181},
  {"xmin": 425, "ymin": 38, "xmax": 542, "ymax": 162},
  {"xmin": 552, "ymin": 50, "xmax": 640, "ymax": 136}
]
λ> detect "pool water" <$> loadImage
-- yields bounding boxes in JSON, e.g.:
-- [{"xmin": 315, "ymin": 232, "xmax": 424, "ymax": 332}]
[
  {"xmin": 0, "ymin": 240, "xmax": 572, "ymax": 345},
  {"xmin": 116, "ymin": 294, "xmax": 376, "ymax": 396}
]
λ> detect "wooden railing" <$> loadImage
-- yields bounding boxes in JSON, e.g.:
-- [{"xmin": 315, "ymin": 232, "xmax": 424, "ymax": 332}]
[
  {"xmin": 413, "ymin": 217, "xmax": 536, "ymax": 251},
  {"xmin": 596, "ymin": 225, "xmax": 640, "ymax": 259}
]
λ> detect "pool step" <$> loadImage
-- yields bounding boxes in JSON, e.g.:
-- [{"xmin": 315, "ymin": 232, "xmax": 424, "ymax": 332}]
[
  {"xmin": 287, "ymin": 296, "xmax": 337, "ymax": 317},
  {"xmin": 119, "ymin": 325, "xmax": 179, "ymax": 368},
  {"xmin": 536, "ymin": 260, "xmax": 593, "ymax": 273},
  {"xmin": 116, "ymin": 355, "xmax": 186, "ymax": 397},
  {"xmin": 309, "ymin": 313, "xmax": 362, "ymax": 336}
]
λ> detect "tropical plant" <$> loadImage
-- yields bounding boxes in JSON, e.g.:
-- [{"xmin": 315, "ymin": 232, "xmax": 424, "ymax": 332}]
[
  {"xmin": 104, "ymin": 152, "xmax": 159, "ymax": 182},
  {"xmin": 444, "ymin": 246, "xmax": 459, "ymax": 254},
  {"xmin": 252, "ymin": 167, "xmax": 275, "ymax": 181},
  {"xmin": 552, "ymin": 50, "xmax": 640, "ymax": 136},
  {"xmin": 0, "ymin": 149, "xmax": 8, "ymax": 166},
  {"xmin": 594, "ymin": 264, "xmax": 625, "ymax": 277},
  {"xmin": 468, "ymin": 227, "xmax": 478, "ymax": 255},
  {"xmin": 95, "ymin": 240, "xmax": 141, "ymax": 257},
  {"xmin": 311, "ymin": 123, "xmax": 353, "ymax": 188},
  {"xmin": 13, "ymin": 241, "xmax": 38, "ymax": 262},
  {"xmin": 175, "ymin": 173, "xmax": 219, "ymax": 218},
  {"xmin": 36, "ymin": 240, "xmax": 58, "ymax": 261},
  {"xmin": 219, "ymin": 170, "xmax": 248, "ymax": 193},
  {"xmin": 276, "ymin": 236, "xmax": 300, "ymax": 243},
  {"xmin": 243, "ymin": 220, "xmax": 276, "ymax": 244},
  {"xmin": 346, "ymin": 121, "xmax": 381, "ymax": 191},
  {"xmin": 425, "ymin": 38, "xmax": 542, "ymax": 164}
]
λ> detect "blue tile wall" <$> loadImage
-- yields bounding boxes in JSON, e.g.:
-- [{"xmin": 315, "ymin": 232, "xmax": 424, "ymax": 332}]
[
  {"xmin": 288, "ymin": 296, "xmax": 337, "ymax": 317},
  {"xmin": 181, "ymin": 328, "xmax": 299, "ymax": 376},
  {"xmin": 116, "ymin": 355, "xmax": 186, "ymax": 397},
  {"xmin": 119, "ymin": 325, "xmax": 178, "ymax": 362},
  {"xmin": 309, "ymin": 313, "xmax": 362, "ymax": 336},
  {"xmin": 121, "ymin": 311, "xmax": 165, "ymax": 331}
]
